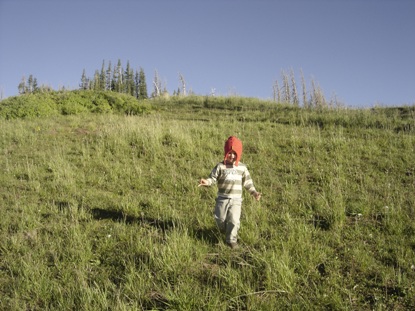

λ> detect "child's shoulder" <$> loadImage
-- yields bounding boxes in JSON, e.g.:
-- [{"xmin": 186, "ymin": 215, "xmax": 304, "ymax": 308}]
[
  {"xmin": 214, "ymin": 162, "xmax": 226, "ymax": 169},
  {"xmin": 215, "ymin": 162, "xmax": 248, "ymax": 169}
]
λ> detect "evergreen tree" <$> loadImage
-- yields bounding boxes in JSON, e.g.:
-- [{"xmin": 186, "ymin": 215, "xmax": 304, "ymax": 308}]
[
  {"xmin": 113, "ymin": 59, "xmax": 123, "ymax": 93},
  {"xmin": 80, "ymin": 69, "xmax": 89, "ymax": 90},
  {"xmin": 124, "ymin": 61, "xmax": 135, "ymax": 96},
  {"xmin": 106, "ymin": 60, "xmax": 112, "ymax": 91},
  {"xmin": 100, "ymin": 60, "xmax": 106, "ymax": 90},
  {"xmin": 93, "ymin": 70, "xmax": 100, "ymax": 91},
  {"xmin": 134, "ymin": 70, "xmax": 140, "ymax": 98},
  {"xmin": 112, "ymin": 67, "xmax": 117, "ymax": 92},
  {"xmin": 128, "ymin": 68, "xmax": 135, "ymax": 96},
  {"xmin": 33, "ymin": 78, "xmax": 38, "ymax": 93},
  {"xmin": 138, "ymin": 67, "xmax": 148, "ymax": 99},
  {"xmin": 27, "ymin": 75, "xmax": 34, "ymax": 93}
]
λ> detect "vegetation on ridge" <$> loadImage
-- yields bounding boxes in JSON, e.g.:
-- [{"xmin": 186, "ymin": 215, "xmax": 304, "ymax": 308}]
[{"xmin": 0, "ymin": 90, "xmax": 152, "ymax": 119}]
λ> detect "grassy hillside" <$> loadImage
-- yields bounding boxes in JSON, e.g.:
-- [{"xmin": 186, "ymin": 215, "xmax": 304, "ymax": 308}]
[{"xmin": 1, "ymin": 93, "xmax": 414, "ymax": 310}]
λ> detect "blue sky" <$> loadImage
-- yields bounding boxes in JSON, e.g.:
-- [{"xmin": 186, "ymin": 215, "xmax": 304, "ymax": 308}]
[{"xmin": 1, "ymin": 0, "xmax": 414, "ymax": 107}]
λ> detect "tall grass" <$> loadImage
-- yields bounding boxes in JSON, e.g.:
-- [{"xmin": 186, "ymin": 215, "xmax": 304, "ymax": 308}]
[{"xmin": 1, "ymin": 100, "xmax": 414, "ymax": 310}]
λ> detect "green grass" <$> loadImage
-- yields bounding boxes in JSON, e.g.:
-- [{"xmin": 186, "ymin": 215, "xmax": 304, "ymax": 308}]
[{"xmin": 1, "ymin": 96, "xmax": 414, "ymax": 310}]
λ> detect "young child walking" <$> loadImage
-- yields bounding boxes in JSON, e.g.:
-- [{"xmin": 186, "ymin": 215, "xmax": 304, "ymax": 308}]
[{"xmin": 198, "ymin": 136, "xmax": 261, "ymax": 249}]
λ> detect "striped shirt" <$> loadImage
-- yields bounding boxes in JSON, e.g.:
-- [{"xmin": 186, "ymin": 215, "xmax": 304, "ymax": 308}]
[{"xmin": 206, "ymin": 162, "xmax": 257, "ymax": 198}]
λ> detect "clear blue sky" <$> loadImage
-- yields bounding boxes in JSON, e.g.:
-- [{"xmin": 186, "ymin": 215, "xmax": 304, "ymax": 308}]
[{"xmin": 1, "ymin": 0, "xmax": 414, "ymax": 107}]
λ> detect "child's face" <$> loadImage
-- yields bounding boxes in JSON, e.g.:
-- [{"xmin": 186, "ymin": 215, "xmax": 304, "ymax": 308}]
[{"xmin": 225, "ymin": 151, "xmax": 236, "ymax": 164}]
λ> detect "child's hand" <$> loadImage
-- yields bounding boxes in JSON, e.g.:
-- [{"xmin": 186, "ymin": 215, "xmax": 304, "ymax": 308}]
[
  {"xmin": 198, "ymin": 179, "xmax": 209, "ymax": 187},
  {"xmin": 253, "ymin": 192, "xmax": 261, "ymax": 201}
]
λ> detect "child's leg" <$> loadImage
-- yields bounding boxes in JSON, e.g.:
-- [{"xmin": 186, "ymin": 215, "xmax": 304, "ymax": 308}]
[
  {"xmin": 214, "ymin": 197, "xmax": 228, "ymax": 234},
  {"xmin": 225, "ymin": 198, "xmax": 242, "ymax": 244}
]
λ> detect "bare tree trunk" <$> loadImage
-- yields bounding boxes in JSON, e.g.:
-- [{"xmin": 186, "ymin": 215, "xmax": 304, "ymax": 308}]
[
  {"xmin": 290, "ymin": 69, "xmax": 299, "ymax": 107},
  {"xmin": 273, "ymin": 80, "xmax": 281, "ymax": 103},
  {"xmin": 281, "ymin": 70, "xmax": 290, "ymax": 104},
  {"xmin": 179, "ymin": 73, "xmax": 186, "ymax": 96},
  {"xmin": 300, "ymin": 69, "xmax": 308, "ymax": 108}
]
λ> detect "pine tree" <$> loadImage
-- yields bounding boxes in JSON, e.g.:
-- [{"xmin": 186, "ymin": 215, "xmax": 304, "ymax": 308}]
[
  {"xmin": 100, "ymin": 60, "xmax": 106, "ymax": 90},
  {"xmin": 129, "ymin": 67, "xmax": 135, "ymax": 96},
  {"xmin": 112, "ymin": 65, "xmax": 117, "ymax": 92},
  {"xmin": 33, "ymin": 78, "xmax": 38, "ymax": 93},
  {"xmin": 134, "ymin": 70, "xmax": 139, "ymax": 98},
  {"xmin": 113, "ymin": 59, "xmax": 123, "ymax": 93},
  {"xmin": 106, "ymin": 60, "xmax": 112, "ymax": 91},
  {"xmin": 80, "ymin": 69, "xmax": 89, "ymax": 90},
  {"xmin": 27, "ymin": 75, "xmax": 34, "ymax": 93},
  {"xmin": 138, "ymin": 67, "xmax": 148, "ymax": 99},
  {"xmin": 124, "ymin": 61, "xmax": 134, "ymax": 96},
  {"xmin": 93, "ymin": 70, "xmax": 100, "ymax": 91}
]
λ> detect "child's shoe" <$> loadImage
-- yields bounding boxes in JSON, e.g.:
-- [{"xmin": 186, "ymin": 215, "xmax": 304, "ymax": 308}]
[{"xmin": 226, "ymin": 242, "xmax": 239, "ymax": 249}]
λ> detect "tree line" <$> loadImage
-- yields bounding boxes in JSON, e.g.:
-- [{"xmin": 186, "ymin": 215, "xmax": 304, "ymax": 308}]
[
  {"xmin": 18, "ymin": 74, "xmax": 44, "ymax": 95},
  {"xmin": 16, "ymin": 61, "xmax": 338, "ymax": 108},
  {"xmin": 16, "ymin": 59, "xmax": 189, "ymax": 99},
  {"xmin": 79, "ymin": 60, "xmax": 149, "ymax": 99}
]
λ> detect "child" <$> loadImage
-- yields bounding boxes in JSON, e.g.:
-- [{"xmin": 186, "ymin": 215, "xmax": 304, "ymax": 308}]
[{"xmin": 198, "ymin": 136, "xmax": 261, "ymax": 249}]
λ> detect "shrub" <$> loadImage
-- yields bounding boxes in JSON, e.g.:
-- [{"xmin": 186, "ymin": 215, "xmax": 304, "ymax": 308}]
[
  {"xmin": 0, "ymin": 93, "xmax": 59, "ymax": 119},
  {"xmin": 0, "ymin": 90, "xmax": 154, "ymax": 119}
]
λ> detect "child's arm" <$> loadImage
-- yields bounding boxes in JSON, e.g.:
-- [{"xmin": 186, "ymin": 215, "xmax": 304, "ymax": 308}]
[
  {"xmin": 198, "ymin": 164, "xmax": 220, "ymax": 187},
  {"xmin": 243, "ymin": 167, "xmax": 261, "ymax": 201},
  {"xmin": 198, "ymin": 179, "xmax": 210, "ymax": 187},
  {"xmin": 253, "ymin": 191, "xmax": 261, "ymax": 201}
]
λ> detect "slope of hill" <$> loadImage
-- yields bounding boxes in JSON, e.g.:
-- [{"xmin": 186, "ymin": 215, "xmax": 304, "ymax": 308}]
[{"xmin": 1, "ymin": 91, "xmax": 414, "ymax": 309}]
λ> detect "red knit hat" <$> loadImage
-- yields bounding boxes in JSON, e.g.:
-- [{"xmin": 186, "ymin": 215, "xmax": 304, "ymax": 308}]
[{"xmin": 224, "ymin": 136, "xmax": 243, "ymax": 166}]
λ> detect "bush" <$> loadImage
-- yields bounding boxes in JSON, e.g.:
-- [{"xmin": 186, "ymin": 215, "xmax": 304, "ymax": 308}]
[
  {"xmin": 0, "ymin": 93, "xmax": 59, "ymax": 119},
  {"xmin": 0, "ymin": 90, "xmax": 154, "ymax": 119}
]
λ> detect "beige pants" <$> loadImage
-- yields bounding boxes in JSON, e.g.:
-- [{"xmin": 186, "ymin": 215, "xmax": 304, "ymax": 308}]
[{"xmin": 214, "ymin": 197, "xmax": 242, "ymax": 243}]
